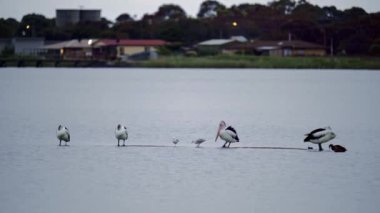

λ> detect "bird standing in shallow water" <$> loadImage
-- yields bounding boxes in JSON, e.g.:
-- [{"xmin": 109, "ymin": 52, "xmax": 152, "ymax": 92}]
[
  {"xmin": 329, "ymin": 144, "xmax": 346, "ymax": 152},
  {"xmin": 215, "ymin": 120, "xmax": 239, "ymax": 148},
  {"xmin": 115, "ymin": 124, "xmax": 128, "ymax": 146},
  {"xmin": 172, "ymin": 137, "xmax": 180, "ymax": 146},
  {"xmin": 304, "ymin": 127, "xmax": 336, "ymax": 151},
  {"xmin": 192, "ymin": 138, "xmax": 206, "ymax": 148},
  {"xmin": 57, "ymin": 125, "xmax": 70, "ymax": 146}
]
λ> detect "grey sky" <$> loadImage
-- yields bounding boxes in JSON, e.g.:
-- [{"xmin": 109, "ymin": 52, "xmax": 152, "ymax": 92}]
[{"xmin": 1, "ymin": 0, "xmax": 379, "ymax": 21}]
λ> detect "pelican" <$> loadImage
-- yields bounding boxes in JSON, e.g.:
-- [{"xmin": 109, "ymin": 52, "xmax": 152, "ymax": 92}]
[
  {"xmin": 172, "ymin": 137, "xmax": 180, "ymax": 146},
  {"xmin": 304, "ymin": 127, "xmax": 336, "ymax": 151},
  {"xmin": 115, "ymin": 124, "xmax": 128, "ymax": 146},
  {"xmin": 192, "ymin": 138, "xmax": 206, "ymax": 148},
  {"xmin": 57, "ymin": 125, "xmax": 70, "ymax": 146},
  {"xmin": 215, "ymin": 120, "xmax": 239, "ymax": 148}
]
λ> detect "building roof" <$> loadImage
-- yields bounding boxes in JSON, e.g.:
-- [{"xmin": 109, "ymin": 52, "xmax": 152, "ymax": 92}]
[
  {"xmin": 42, "ymin": 39, "xmax": 98, "ymax": 49},
  {"xmin": 94, "ymin": 39, "xmax": 166, "ymax": 47},
  {"xmin": 230, "ymin": 36, "xmax": 248, "ymax": 42},
  {"xmin": 227, "ymin": 40, "xmax": 325, "ymax": 50},
  {"xmin": 277, "ymin": 40, "xmax": 325, "ymax": 49},
  {"xmin": 197, "ymin": 39, "xmax": 236, "ymax": 46}
]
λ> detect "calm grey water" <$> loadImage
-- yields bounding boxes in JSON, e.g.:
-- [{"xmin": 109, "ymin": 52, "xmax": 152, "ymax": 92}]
[{"xmin": 0, "ymin": 68, "xmax": 379, "ymax": 213}]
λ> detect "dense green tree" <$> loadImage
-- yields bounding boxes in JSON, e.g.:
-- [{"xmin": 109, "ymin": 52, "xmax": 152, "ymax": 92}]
[
  {"xmin": 369, "ymin": 38, "xmax": 380, "ymax": 55},
  {"xmin": 292, "ymin": 2, "xmax": 323, "ymax": 21},
  {"xmin": 154, "ymin": 4, "xmax": 187, "ymax": 21},
  {"xmin": 0, "ymin": 0, "xmax": 378, "ymax": 56},
  {"xmin": 197, "ymin": 0, "xmax": 226, "ymax": 18},
  {"xmin": 116, "ymin": 13, "xmax": 134, "ymax": 24},
  {"xmin": 0, "ymin": 18, "xmax": 19, "ymax": 37},
  {"xmin": 338, "ymin": 33, "xmax": 372, "ymax": 55},
  {"xmin": 269, "ymin": 0, "xmax": 296, "ymax": 15},
  {"xmin": 320, "ymin": 6, "xmax": 344, "ymax": 22},
  {"xmin": 343, "ymin": 7, "xmax": 368, "ymax": 20},
  {"xmin": 69, "ymin": 18, "xmax": 112, "ymax": 38},
  {"xmin": 17, "ymin": 14, "xmax": 54, "ymax": 37}
]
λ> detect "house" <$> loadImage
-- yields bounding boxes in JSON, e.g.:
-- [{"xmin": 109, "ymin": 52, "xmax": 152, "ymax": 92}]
[
  {"xmin": 0, "ymin": 38, "xmax": 12, "ymax": 55},
  {"xmin": 92, "ymin": 39, "xmax": 167, "ymax": 60},
  {"xmin": 196, "ymin": 36, "xmax": 247, "ymax": 55},
  {"xmin": 12, "ymin": 37, "xmax": 45, "ymax": 56},
  {"xmin": 226, "ymin": 40, "xmax": 326, "ymax": 57},
  {"xmin": 42, "ymin": 39, "xmax": 97, "ymax": 59},
  {"xmin": 270, "ymin": 40, "xmax": 326, "ymax": 56},
  {"xmin": 40, "ymin": 38, "xmax": 166, "ymax": 60},
  {"xmin": 196, "ymin": 39, "xmax": 239, "ymax": 55}
]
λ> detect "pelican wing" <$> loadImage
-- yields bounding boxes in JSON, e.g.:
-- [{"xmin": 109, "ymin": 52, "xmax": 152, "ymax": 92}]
[
  {"xmin": 304, "ymin": 133, "xmax": 324, "ymax": 142},
  {"xmin": 304, "ymin": 128, "xmax": 328, "ymax": 142},
  {"xmin": 226, "ymin": 126, "xmax": 239, "ymax": 142},
  {"xmin": 307, "ymin": 128, "xmax": 326, "ymax": 136}
]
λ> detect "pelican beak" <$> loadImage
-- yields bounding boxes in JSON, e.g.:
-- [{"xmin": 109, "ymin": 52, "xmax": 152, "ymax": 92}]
[{"xmin": 215, "ymin": 127, "xmax": 221, "ymax": 142}]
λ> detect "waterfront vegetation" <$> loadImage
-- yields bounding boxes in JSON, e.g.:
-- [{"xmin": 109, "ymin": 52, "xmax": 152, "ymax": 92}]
[
  {"xmin": 135, "ymin": 55, "xmax": 380, "ymax": 70},
  {"xmin": 1, "ymin": 55, "xmax": 380, "ymax": 69}
]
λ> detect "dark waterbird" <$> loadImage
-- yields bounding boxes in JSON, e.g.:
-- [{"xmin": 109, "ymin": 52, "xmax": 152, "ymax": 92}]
[{"xmin": 329, "ymin": 144, "xmax": 347, "ymax": 152}]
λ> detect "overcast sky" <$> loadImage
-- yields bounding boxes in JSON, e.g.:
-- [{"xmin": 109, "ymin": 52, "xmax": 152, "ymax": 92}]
[{"xmin": 1, "ymin": 0, "xmax": 379, "ymax": 21}]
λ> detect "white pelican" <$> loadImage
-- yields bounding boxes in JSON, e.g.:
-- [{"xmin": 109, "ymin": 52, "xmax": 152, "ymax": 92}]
[
  {"xmin": 304, "ymin": 127, "xmax": 336, "ymax": 151},
  {"xmin": 57, "ymin": 125, "xmax": 70, "ymax": 146},
  {"xmin": 215, "ymin": 120, "xmax": 239, "ymax": 148},
  {"xmin": 172, "ymin": 137, "xmax": 180, "ymax": 146},
  {"xmin": 115, "ymin": 124, "xmax": 128, "ymax": 146},
  {"xmin": 192, "ymin": 138, "xmax": 206, "ymax": 148}
]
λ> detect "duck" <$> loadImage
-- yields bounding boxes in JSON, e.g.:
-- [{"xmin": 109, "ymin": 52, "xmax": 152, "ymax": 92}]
[
  {"xmin": 57, "ymin": 125, "xmax": 70, "ymax": 146},
  {"xmin": 304, "ymin": 127, "xmax": 336, "ymax": 151},
  {"xmin": 115, "ymin": 124, "xmax": 128, "ymax": 146},
  {"xmin": 329, "ymin": 144, "xmax": 347, "ymax": 152}
]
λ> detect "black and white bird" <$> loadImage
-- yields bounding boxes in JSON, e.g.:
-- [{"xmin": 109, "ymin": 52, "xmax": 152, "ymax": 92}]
[
  {"xmin": 172, "ymin": 137, "xmax": 180, "ymax": 146},
  {"xmin": 215, "ymin": 120, "xmax": 239, "ymax": 148},
  {"xmin": 304, "ymin": 127, "xmax": 336, "ymax": 151},
  {"xmin": 56, "ymin": 125, "xmax": 70, "ymax": 146},
  {"xmin": 192, "ymin": 138, "xmax": 206, "ymax": 148},
  {"xmin": 115, "ymin": 124, "xmax": 128, "ymax": 146}
]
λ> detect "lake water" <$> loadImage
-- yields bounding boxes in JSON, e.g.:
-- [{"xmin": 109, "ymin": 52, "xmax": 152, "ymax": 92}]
[{"xmin": 0, "ymin": 68, "xmax": 379, "ymax": 213}]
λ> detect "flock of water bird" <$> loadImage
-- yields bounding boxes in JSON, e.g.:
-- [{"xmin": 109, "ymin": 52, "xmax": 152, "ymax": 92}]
[{"xmin": 56, "ymin": 120, "xmax": 346, "ymax": 152}]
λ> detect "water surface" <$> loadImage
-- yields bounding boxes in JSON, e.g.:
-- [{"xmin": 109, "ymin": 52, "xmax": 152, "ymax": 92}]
[{"xmin": 0, "ymin": 68, "xmax": 379, "ymax": 213}]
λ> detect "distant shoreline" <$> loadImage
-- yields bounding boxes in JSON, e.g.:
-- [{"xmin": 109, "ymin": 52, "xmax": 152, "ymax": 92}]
[
  {"xmin": 1, "ymin": 55, "xmax": 380, "ymax": 70},
  {"xmin": 135, "ymin": 55, "xmax": 380, "ymax": 70}
]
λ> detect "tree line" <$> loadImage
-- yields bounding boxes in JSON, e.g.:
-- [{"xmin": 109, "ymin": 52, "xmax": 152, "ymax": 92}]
[{"xmin": 1, "ymin": 0, "xmax": 380, "ymax": 55}]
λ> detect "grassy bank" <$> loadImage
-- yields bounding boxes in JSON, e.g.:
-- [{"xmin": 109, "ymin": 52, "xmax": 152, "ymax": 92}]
[
  {"xmin": 135, "ymin": 55, "xmax": 380, "ymax": 69},
  {"xmin": 2, "ymin": 55, "xmax": 380, "ymax": 69}
]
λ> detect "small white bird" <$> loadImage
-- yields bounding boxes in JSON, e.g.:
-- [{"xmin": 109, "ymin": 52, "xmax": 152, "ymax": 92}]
[
  {"xmin": 304, "ymin": 127, "xmax": 336, "ymax": 151},
  {"xmin": 115, "ymin": 124, "xmax": 128, "ymax": 146},
  {"xmin": 215, "ymin": 120, "xmax": 239, "ymax": 148},
  {"xmin": 172, "ymin": 137, "xmax": 180, "ymax": 146},
  {"xmin": 192, "ymin": 138, "xmax": 206, "ymax": 148},
  {"xmin": 57, "ymin": 125, "xmax": 70, "ymax": 146}
]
